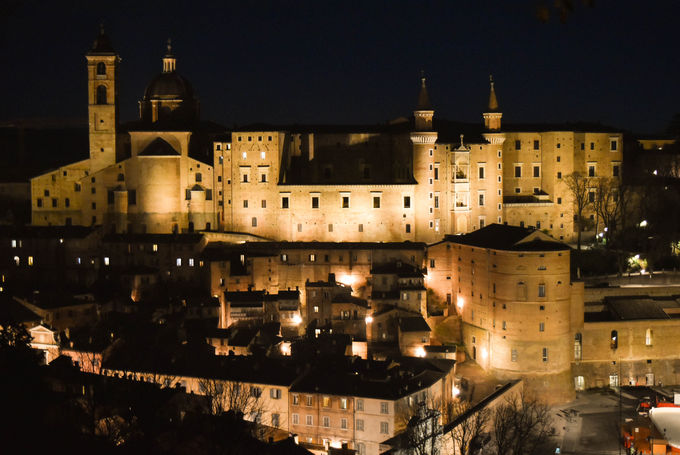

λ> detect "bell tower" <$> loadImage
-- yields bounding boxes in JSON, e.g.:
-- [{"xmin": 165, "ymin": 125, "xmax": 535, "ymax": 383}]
[
  {"xmin": 86, "ymin": 25, "xmax": 119, "ymax": 174},
  {"xmin": 410, "ymin": 74, "xmax": 438, "ymax": 242}
]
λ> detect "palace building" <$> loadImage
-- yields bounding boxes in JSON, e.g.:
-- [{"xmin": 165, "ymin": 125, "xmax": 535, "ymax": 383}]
[{"xmin": 30, "ymin": 28, "xmax": 623, "ymax": 245}]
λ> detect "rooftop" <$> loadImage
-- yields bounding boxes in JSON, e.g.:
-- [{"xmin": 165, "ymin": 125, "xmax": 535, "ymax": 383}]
[{"xmin": 439, "ymin": 223, "xmax": 569, "ymax": 251}]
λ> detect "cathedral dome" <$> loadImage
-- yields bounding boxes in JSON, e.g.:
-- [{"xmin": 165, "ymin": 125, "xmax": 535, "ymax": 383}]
[{"xmin": 143, "ymin": 72, "xmax": 195, "ymax": 100}]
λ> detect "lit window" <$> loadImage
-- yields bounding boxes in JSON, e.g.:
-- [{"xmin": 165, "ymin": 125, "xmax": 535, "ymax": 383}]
[
  {"xmin": 13, "ymin": 256, "xmax": 19, "ymax": 266},
  {"xmin": 176, "ymin": 258, "xmax": 182, "ymax": 267},
  {"xmin": 309, "ymin": 254, "xmax": 316, "ymax": 262},
  {"xmin": 28, "ymin": 256, "xmax": 34, "ymax": 266},
  {"xmin": 340, "ymin": 398, "xmax": 348, "ymax": 409},
  {"xmin": 261, "ymin": 151, "xmax": 266, "ymax": 159},
  {"xmin": 189, "ymin": 258, "xmax": 195, "ymax": 267},
  {"xmin": 103, "ymin": 257, "xmax": 109, "ymax": 266},
  {"xmin": 542, "ymin": 347, "xmax": 548, "ymax": 362},
  {"xmin": 645, "ymin": 328, "xmax": 652, "ymax": 346},
  {"xmin": 322, "ymin": 396, "xmax": 331, "ymax": 407},
  {"xmin": 241, "ymin": 152, "xmax": 247, "ymax": 159},
  {"xmin": 314, "ymin": 306, "xmax": 319, "ymax": 313},
  {"xmin": 152, "ymin": 244, "xmax": 158, "ymax": 252}
]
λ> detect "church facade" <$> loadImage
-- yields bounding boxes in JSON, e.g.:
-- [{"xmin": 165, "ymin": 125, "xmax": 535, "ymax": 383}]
[{"xmin": 31, "ymin": 29, "xmax": 623, "ymax": 244}]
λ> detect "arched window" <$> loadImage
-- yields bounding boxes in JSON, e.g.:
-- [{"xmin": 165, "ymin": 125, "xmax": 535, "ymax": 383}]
[
  {"xmin": 574, "ymin": 333, "xmax": 582, "ymax": 360},
  {"xmin": 96, "ymin": 62, "xmax": 106, "ymax": 75},
  {"xmin": 96, "ymin": 85, "xmax": 107, "ymax": 105},
  {"xmin": 610, "ymin": 330, "xmax": 618, "ymax": 350}
]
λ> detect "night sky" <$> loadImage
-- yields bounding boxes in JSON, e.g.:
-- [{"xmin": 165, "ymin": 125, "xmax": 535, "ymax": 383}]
[{"xmin": 0, "ymin": 1, "xmax": 678, "ymax": 134}]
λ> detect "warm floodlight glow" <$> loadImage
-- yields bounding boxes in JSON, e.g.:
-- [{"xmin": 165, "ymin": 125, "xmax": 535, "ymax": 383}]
[
  {"xmin": 415, "ymin": 346, "xmax": 426, "ymax": 358},
  {"xmin": 456, "ymin": 297, "xmax": 465, "ymax": 311},
  {"xmin": 292, "ymin": 314, "xmax": 302, "ymax": 325},
  {"xmin": 640, "ymin": 220, "xmax": 648, "ymax": 227},
  {"xmin": 452, "ymin": 385, "xmax": 460, "ymax": 397},
  {"xmin": 481, "ymin": 348, "xmax": 488, "ymax": 360},
  {"xmin": 338, "ymin": 274, "xmax": 356, "ymax": 286},
  {"xmin": 365, "ymin": 315, "xmax": 373, "ymax": 324},
  {"xmin": 280, "ymin": 342, "xmax": 291, "ymax": 355}
]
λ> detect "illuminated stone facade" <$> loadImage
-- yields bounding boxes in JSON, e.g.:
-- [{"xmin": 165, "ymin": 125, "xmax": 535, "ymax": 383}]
[
  {"xmin": 31, "ymin": 30, "xmax": 623, "ymax": 245},
  {"xmin": 427, "ymin": 224, "xmax": 585, "ymax": 402}
]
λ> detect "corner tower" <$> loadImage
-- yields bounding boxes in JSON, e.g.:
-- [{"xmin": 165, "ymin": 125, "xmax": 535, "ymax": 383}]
[
  {"xmin": 482, "ymin": 75, "xmax": 502, "ymax": 131},
  {"xmin": 86, "ymin": 25, "xmax": 120, "ymax": 174},
  {"xmin": 410, "ymin": 75, "xmax": 439, "ymax": 242}
]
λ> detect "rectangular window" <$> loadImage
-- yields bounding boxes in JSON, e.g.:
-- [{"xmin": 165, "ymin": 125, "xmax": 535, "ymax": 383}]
[
  {"xmin": 306, "ymin": 395, "xmax": 313, "ymax": 406},
  {"xmin": 613, "ymin": 165, "xmax": 620, "ymax": 177},
  {"xmin": 292, "ymin": 414, "xmax": 299, "ymax": 425},
  {"xmin": 514, "ymin": 165, "xmax": 522, "ymax": 178},
  {"xmin": 340, "ymin": 397, "xmax": 348, "ymax": 409},
  {"xmin": 341, "ymin": 418, "xmax": 348, "ymax": 429},
  {"xmin": 590, "ymin": 142, "xmax": 595, "ymax": 150},
  {"xmin": 309, "ymin": 254, "xmax": 316, "ymax": 262},
  {"xmin": 515, "ymin": 139, "xmax": 521, "ymax": 150},
  {"xmin": 405, "ymin": 224, "xmax": 411, "ymax": 234},
  {"xmin": 129, "ymin": 190, "xmax": 136, "ymax": 205},
  {"xmin": 380, "ymin": 422, "xmax": 389, "ymax": 434},
  {"xmin": 269, "ymin": 388, "xmax": 281, "ymax": 400},
  {"xmin": 358, "ymin": 224, "xmax": 363, "ymax": 232},
  {"xmin": 533, "ymin": 165, "xmax": 540, "ymax": 178},
  {"xmin": 311, "ymin": 196, "xmax": 319, "ymax": 209},
  {"xmin": 380, "ymin": 402, "xmax": 389, "ymax": 414},
  {"xmin": 323, "ymin": 416, "xmax": 330, "ymax": 427},
  {"xmin": 434, "ymin": 195, "xmax": 439, "ymax": 208},
  {"xmin": 356, "ymin": 399, "xmax": 364, "ymax": 411},
  {"xmin": 328, "ymin": 224, "xmax": 333, "ymax": 232},
  {"xmin": 293, "ymin": 394, "xmax": 299, "ymax": 405},
  {"xmin": 403, "ymin": 196, "xmax": 411, "ymax": 208},
  {"xmin": 261, "ymin": 199, "xmax": 266, "ymax": 208},
  {"xmin": 430, "ymin": 259, "xmax": 435, "ymax": 268},
  {"xmin": 588, "ymin": 165, "xmax": 596, "ymax": 177},
  {"xmin": 37, "ymin": 198, "xmax": 42, "ymax": 207},
  {"xmin": 588, "ymin": 190, "xmax": 595, "ymax": 203},
  {"xmin": 539, "ymin": 322, "xmax": 545, "ymax": 332},
  {"xmin": 195, "ymin": 173, "xmax": 202, "ymax": 182},
  {"xmin": 533, "ymin": 139, "xmax": 539, "ymax": 150},
  {"xmin": 538, "ymin": 284, "xmax": 546, "ymax": 297},
  {"xmin": 478, "ymin": 166, "xmax": 485, "ymax": 179},
  {"xmin": 52, "ymin": 198, "xmax": 57, "ymax": 208},
  {"xmin": 342, "ymin": 196, "xmax": 350, "ymax": 208},
  {"xmin": 511, "ymin": 349, "xmax": 517, "ymax": 362},
  {"xmin": 243, "ymin": 200, "xmax": 248, "ymax": 208},
  {"xmin": 373, "ymin": 196, "xmax": 381, "ymax": 208},
  {"xmin": 176, "ymin": 258, "xmax": 182, "ymax": 267},
  {"xmin": 610, "ymin": 140, "xmax": 617, "ymax": 151},
  {"xmin": 434, "ymin": 167, "xmax": 439, "ymax": 180},
  {"xmin": 281, "ymin": 196, "xmax": 289, "ymax": 209},
  {"xmin": 557, "ymin": 171, "xmax": 562, "ymax": 179},
  {"xmin": 306, "ymin": 415, "xmax": 313, "ymax": 426},
  {"xmin": 542, "ymin": 347, "xmax": 549, "ymax": 362},
  {"xmin": 478, "ymin": 193, "xmax": 484, "ymax": 206},
  {"xmin": 272, "ymin": 413, "xmax": 280, "ymax": 427},
  {"xmin": 74, "ymin": 183, "xmax": 81, "ymax": 192},
  {"xmin": 356, "ymin": 419, "xmax": 364, "ymax": 431}
]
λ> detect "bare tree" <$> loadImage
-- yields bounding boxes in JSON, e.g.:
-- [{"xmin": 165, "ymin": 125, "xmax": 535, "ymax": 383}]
[
  {"xmin": 489, "ymin": 391, "xmax": 553, "ymax": 455},
  {"xmin": 445, "ymin": 400, "xmax": 490, "ymax": 455},
  {"xmin": 592, "ymin": 177, "xmax": 624, "ymax": 245},
  {"xmin": 564, "ymin": 172, "xmax": 591, "ymax": 250},
  {"xmin": 401, "ymin": 403, "xmax": 442, "ymax": 455},
  {"xmin": 197, "ymin": 378, "xmax": 268, "ymax": 439}
]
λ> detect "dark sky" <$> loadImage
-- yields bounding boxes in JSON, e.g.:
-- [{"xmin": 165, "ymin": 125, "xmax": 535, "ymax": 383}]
[{"xmin": 0, "ymin": 0, "xmax": 678, "ymax": 134}]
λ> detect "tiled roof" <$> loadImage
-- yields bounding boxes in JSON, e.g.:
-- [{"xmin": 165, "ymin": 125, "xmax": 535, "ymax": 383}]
[{"xmin": 439, "ymin": 223, "xmax": 569, "ymax": 251}]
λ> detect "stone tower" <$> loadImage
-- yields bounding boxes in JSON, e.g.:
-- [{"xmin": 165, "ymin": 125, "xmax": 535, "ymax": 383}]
[
  {"xmin": 86, "ymin": 25, "xmax": 120, "ymax": 174},
  {"xmin": 482, "ymin": 75, "xmax": 502, "ymax": 131},
  {"xmin": 410, "ymin": 75, "xmax": 439, "ymax": 243}
]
